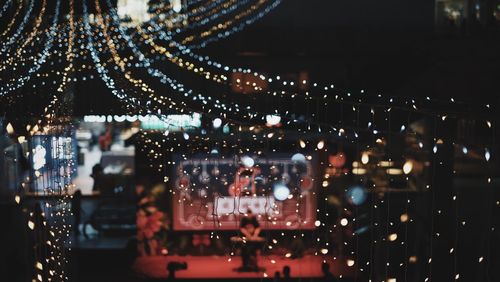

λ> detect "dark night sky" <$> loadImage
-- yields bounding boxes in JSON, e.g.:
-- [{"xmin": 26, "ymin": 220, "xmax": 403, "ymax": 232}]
[{"xmin": 204, "ymin": 0, "xmax": 500, "ymax": 104}]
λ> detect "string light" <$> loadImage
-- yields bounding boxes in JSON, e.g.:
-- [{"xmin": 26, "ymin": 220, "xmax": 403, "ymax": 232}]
[{"xmin": 0, "ymin": 2, "xmax": 497, "ymax": 282}]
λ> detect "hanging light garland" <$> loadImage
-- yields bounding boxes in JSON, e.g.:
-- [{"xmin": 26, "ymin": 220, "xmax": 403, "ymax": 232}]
[
  {"xmin": 0, "ymin": 0, "xmax": 60, "ymax": 96},
  {"xmin": 0, "ymin": 2, "xmax": 498, "ymax": 281}
]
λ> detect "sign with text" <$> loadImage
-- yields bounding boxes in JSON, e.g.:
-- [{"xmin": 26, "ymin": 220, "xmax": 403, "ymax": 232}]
[{"xmin": 172, "ymin": 154, "xmax": 317, "ymax": 230}]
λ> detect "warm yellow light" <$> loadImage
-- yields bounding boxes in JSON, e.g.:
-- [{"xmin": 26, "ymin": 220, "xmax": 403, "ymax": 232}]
[
  {"xmin": 317, "ymin": 140, "xmax": 325, "ymax": 150},
  {"xmin": 403, "ymin": 160, "xmax": 413, "ymax": 174},
  {"xmin": 388, "ymin": 233, "xmax": 398, "ymax": 242},
  {"xmin": 320, "ymin": 248, "xmax": 328, "ymax": 254},
  {"xmin": 379, "ymin": 161, "xmax": 394, "ymax": 167},
  {"xmin": 6, "ymin": 123, "xmax": 14, "ymax": 134},
  {"xmin": 386, "ymin": 168, "xmax": 403, "ymax": 175},
  {"xmin": 361, "ymin": 152, "xmax": 369, "ymax": 164},
  {"xmin": 400, "ymin": 213, "xmax": 409, "ymax": 222},
  {"xmin": 347, "ymin": 259, "xmax": 355, "ymax": 267},
  {"xmin": 352, "ymin": 168, "xmax": 367, "ymax": 175},
  {"xmin": 299, "ymin": 140, "xmax": 306, "ymax": 148}
]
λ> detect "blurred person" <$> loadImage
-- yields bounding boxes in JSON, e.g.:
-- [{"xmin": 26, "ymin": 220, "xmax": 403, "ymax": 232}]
[
  {"xmin": 321, "ymin": 262, "xmax": 338, "ymax": 282},
  {"xmin": 283, "ymin": 265, "xmax": 291, "ymax": 282},
  {"xmin": 236, "ymin": 209, "xmax": 264, "ymax": 270},
  {"xmin": 240, "ymin": 209, "xmax": 261, "ymax": 240},
  {"xmin": 90, "ymin": 164, "xmax": 113, "ymax": 195},
  {"xmin": 71, "ymin": 190, "xmax": 82, "ymax": 236},
  {"xmin": 273, "ymin": 271, "xmax": 281, "ymax": 282}
]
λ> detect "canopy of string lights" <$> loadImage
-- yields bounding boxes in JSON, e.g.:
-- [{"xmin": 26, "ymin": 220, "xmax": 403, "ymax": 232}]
[{"xmin": 0, "ymin": 1, "xmax": 499, "ymax": 282}]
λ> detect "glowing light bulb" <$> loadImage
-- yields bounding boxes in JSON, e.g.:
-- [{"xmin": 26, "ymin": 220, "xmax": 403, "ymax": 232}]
[
  {"xmin": 485, "ymin": 149, "xmax": 491, "ymax": 161},
  {"xmin": 6, "ymin": 123, "xmax": 14, "ymax": 134},
  {"xmin": 299, "ymin": 140, "xmax": 306, "ymax": 148},
  {"xmin": 317, "ymin": 140, "xmax": 325, "ymax": 150},
  {"xmin": 212, "ymin": 118, "xmax": 222, "ymax": 129},
  {"xmin": 265, "ymin": 115, "xmax": 281, "ymax": 126},
  {"xmin": 403, "ymin": 160, "xmax": 413, "ymax": 175},
  {"xmin": 320, "ymin": 248, "xmax": 328, "ymax": 254},
  {"xmin": 400, "ymin": 213, "xmax": 409, "ymax": 222},
  {"xmin": 315, "ymin": 220, "xmax": 321, "ymax": 227},
  {"xmin": 388, "ymin": 233, "xmax": 398, "ymax": 241},
  {"xmin": 340, "ymin": 218, "xmax": 348, "ymax": 226},
  {"xmin": 347, "ymin": 259, "xmax": 355, "ymax": 267},
  {"xmin": 361, "ymin": 152, "xmax": 369, "ymax": 165}
]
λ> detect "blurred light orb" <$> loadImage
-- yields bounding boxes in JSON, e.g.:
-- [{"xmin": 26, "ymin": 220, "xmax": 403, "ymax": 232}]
[
  {"xmin": 400, "ymin": 213, "xmax": 409, "ymax": 222},
  {"xmin": 314, "ymin": 220, "xmax": 321, "ymax": 227},
  {"xmin": 212, "ymin": 118, "xmax": 222, "ymax": 129},
  {"xmin": 265, "ymin": 115, "xmax": 281, "ymax": 126},
  {"xmin": 299, "ymin": 140, "xmax": 306, "ymax": 148},
  {"xmin": 346, "ymin": 186, "xmax": 367, "ymax": 206},
  {"xmin": 361, "ymin": 152, "xmax": 369, "ymax": 164},
  {"xmin": 241, "ymin": 156, "xmax": 255, "ymax": 168},
  {"xmin": 171, "ymin": 0, "xmax": 182, "ymax": 12},
  {"xmin": 388, "ymin": 233, "xmax": 398, "ymax": 242},
  {"xmin": 403, "ymin": 160, "xmax": 413, "ymax": 174},
  {"xmin": 340, "ymin": 218, "xmax": 348, "ymax": 226},
  {"xmin": 317, "ymin": 140, "xmax": 325, "ymax": 150},
  {"xmin": 291, "ymin": 153, "xmax": 306, "ymax": 163},
  {"xmin": 273, "ymin": 183, "xmax": 290, "ymax": 201}
]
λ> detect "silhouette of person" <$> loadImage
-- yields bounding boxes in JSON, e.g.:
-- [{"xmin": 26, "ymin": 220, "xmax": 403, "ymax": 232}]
[
  {"xmin": 273, "ymin": 271, "xmax": 281, "ymax": 282},
  {"xmin": 283, "ymin": 265, "xmax": 292, "ymax": 282},
  {"xmin": 238, "ymin": 209, "xmax": 263, "ymax": 270},
  {"xmin": 321, "ymin": 262, "xmax": 338, "ymax": 282},
  {"xmin": 71, "ymin": 190, "xmax": 82, "ymax": 236}
]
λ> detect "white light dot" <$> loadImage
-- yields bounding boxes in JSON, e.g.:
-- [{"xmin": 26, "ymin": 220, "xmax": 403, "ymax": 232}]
[
  {"xmin": 317, "ymin": 140, "xmax": 325, "ymax": 150},
  {"xmin": 340, "ymin": 218, "xmax": 348, "ymax": 226},
  {"xmin": 212, "ymin": 118, "xmax": 222, "ymax": 129}
]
